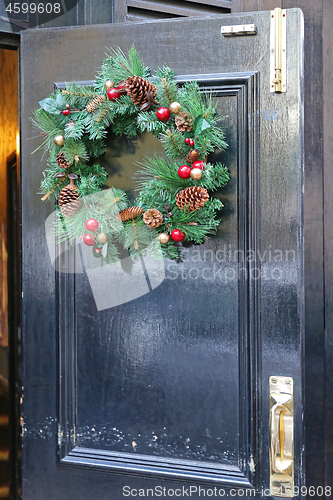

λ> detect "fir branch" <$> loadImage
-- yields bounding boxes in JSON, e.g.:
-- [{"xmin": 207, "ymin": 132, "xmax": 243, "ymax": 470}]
[
  {"xmin": 159, "ymin": 128, "xmax": 188, "ymax": 160},
  {"xmin": 162, "ymin": 78, "xmax": 173, "ymax": 103},
  {"xmin": 61, "ymin": 85, "xmax": 96, "ymax": 109},
  {"xmin": 154, "ymin": 67, "xmax": 178, "ymax": 107},
  {"xmin": 162, "ymin": 240, "xmax": 180, "ymax": 261},
  {"xmin": 137, "ymin": 111, "xmax": 168, "ymax": 136},
  {"xmin": 103, "ymin": 45, "xmax": 151, "ymax": 85},
  {"xmin": 30, "ymin": 109, "xmax": 64, "ymax": 155},
  {"xmin": 106, "ymin": 241, "xmax": 121, "ymax": 265},
  {"xmin": 41, "ymin": 178, "xmax": 65, "ymax": 201},
  {"xmin": 62, "ymin": 138, "xmax": 89, "ymax": 165}
]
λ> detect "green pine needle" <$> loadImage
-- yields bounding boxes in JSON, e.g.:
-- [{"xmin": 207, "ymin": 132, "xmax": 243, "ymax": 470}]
[{"xmin": 32, "ymin": 44, "xmax": 230, "ymax": 262}]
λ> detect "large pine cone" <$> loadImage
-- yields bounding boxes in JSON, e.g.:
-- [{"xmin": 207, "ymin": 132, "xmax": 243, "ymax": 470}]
[
  {"xmin": 117, "ymin": 206, "xmax": 144, "ymax": 222},
  {"xmin": 59, "ymin": 183, "xmax": 81, "ymax": 217},
  {"xmin": 186, "ymin": 149, "xmax": 199, "ymax": 164},
  {"xmin": 56, "ymin": 152, "xmax": 70, "ymax": 169},
  {"xmin": 124, "ymin": 76, "xmax": 157, "ymax": 108},
  {"xmin": 143, "ymin": 209, "xmax": 163, "ymax": 228},
  {"xmin": 176, "ymin": 186, "xmax": 209, "ymax": 212},
  {"xmin": 175, "ymin": 111, "xmax": 192, "ymax": 132},
  {"xmin": 86, "ymin": 95, "xmax": 106, "ymax": 113}
]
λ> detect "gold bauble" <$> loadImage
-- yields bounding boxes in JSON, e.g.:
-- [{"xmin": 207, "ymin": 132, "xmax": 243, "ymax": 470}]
[
  {"xmin": 158, "ymin": 233, "xmax": 170, "ymax": 244},
  {"xmin": 97, "ymin": 232, "xmax": 108, "ymax": 244},
  {"xmin": 105, "ymin": 80, "xmax": 115, "ymax": 90},
  {"xmin": 54, "ymin": 135, "xmax": 65, "ymax": 146},
  {"xmin": 169, "ymin": 102, "xmax": 181, "ymax": 114},
  {"xmin": 190, "ymin": 168, "xmax": 203, "ymax": 180}
]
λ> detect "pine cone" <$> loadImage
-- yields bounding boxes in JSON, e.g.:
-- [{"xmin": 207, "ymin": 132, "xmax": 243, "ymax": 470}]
[
  {"xmin": 186, "ymin": 149, "xmax": 199, "ymax": 164},
  {"xmin": 176, "ymin": 186, "xmax": 209, "ymax": 212},
  {"xmin": 175, "ymin": 111, "xmax": 192, "ymax": 132},
  {"xmin": 143, "ymin": 209, "xmax": 163, "ymax": 228},
  {"xmin": 56, "ymin": 152, "xmax": 70, "ymax": 169},
  {"xmin": 124, "ymin": 76, "xmax": 157, "ymax": 108},
  {"xmin": 59, "ymin": 181, "xmax": 81, "ymax": 217},
  {"xmin": 117, "ymin": 206, "xmax": 144, "ymax": 222},
  {"xmin": 86, "ymin": 95, "xmax": 106, "ymax": 113}
]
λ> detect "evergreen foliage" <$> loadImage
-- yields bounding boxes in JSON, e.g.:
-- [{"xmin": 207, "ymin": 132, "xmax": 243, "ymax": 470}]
[{"xmin": 32, "ymin": 45, "xmax": 230, "ymax": 264}]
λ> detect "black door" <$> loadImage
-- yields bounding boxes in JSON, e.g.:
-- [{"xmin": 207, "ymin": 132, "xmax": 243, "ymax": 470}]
[{"xmin": 20, "ymin": 10, "xmax": 304, "ymax": 499}]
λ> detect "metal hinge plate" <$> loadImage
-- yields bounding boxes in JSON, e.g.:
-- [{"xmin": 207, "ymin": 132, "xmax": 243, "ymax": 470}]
[
  {"xmin": 221, "ymin": 24, "xmax": 257, "ymax": 36},
  {"xmin": 270, "ymin": 8, "xmax": 287, "ymax": 93}
]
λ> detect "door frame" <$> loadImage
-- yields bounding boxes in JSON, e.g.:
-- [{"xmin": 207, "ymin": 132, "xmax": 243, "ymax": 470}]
[
  {"xmin": 0, "ymin": 30, "xmax": 21, "ymax": 500},
  {"xmin": 5, "ymin": 3, "xmax": 333, "ymax": 493}
]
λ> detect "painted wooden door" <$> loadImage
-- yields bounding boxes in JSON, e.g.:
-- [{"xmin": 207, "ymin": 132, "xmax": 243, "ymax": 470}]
[{"xmin": 20, "ymin": 10, "xmax": 304, "ymax": 499}]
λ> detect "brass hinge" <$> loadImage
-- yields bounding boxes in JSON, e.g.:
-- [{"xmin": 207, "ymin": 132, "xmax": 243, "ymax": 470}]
[{"xmin": 270, "ymin": 8, "xmax": 287, "ymax": 93}]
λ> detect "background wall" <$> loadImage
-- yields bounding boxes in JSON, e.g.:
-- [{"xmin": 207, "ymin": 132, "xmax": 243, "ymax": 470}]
[{"xmin": 0, "ymin": 48, "xmax": 18, "ymax": 373}]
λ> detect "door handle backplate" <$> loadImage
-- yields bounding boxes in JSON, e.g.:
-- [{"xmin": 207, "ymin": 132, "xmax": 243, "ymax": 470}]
[{"xmin": 269, "ymin": 376, "xmax": 294, "ymax": 497}]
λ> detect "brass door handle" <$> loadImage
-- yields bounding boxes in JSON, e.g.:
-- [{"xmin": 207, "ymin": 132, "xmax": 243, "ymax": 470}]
[{"xmin": 269, "ymin": 377, "xmax": 294, "ymax": 498}]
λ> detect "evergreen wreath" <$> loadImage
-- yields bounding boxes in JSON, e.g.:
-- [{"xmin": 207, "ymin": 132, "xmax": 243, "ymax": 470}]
[{"xmin": 32, "ymin": 46, "xmax": 230, "ymax": 264}]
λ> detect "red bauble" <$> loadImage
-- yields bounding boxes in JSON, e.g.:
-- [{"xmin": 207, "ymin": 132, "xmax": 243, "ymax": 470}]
[
  {"xmin": 171, "ymin": 229, "xmax": 185, "ymax": 242},
  {"xmin": 189, "ymin": 139, "xmax": 195, "ymax": 147},
  {"xmin": 83, "ymin": 234, "xmax": 95, "ymax": 246},
  {"xmin": 117, "ymin": 83, "xmax": 127, "ymax": 95},
  {"xmin": 185, "ymin": 138, "xmax": 190, "ymax": 144},
  {"xmin": 192, "ymin": 161, "xmax": 206, "ymax": 170},
  {"xmin": 156, "ymin": 107, "xmax": 171, "ymax": 122},
  {"xmin": 85, "ymin": 218, "xmax": 99, "ymax": 231},
  {"xmin": 178, "ymin": 165, "xmax": 192, "ymax": 179},
  {"xmin": 62, "ymin": 109, "xmax": 70, "ymax": 115},
  {"xmin": 107, "ymin": 88, "xmax": 121, "ymax": 101}
]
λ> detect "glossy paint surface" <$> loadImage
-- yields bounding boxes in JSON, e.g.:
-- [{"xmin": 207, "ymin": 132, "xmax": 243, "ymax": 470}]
[{"xmin": 21, "ymin": 10, "xmax": 304, "ymax": 499}]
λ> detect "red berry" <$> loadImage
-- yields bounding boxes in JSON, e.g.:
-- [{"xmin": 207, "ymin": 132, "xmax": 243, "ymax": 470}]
[
  {"xmin": 117, "ymin": 83, "xmax": 127, "ymax": 95},
  {"xmin": 189, "ymin": 139, "xmax": 195, "ymax": 147},
  {"xmin": 185, "ymin": 138, "xmax": 190, "ymax": 144},
  {"xmin": 107, "ymin": 88, "xmax": 121, "ymax": 101},
  {"xmin": 192, "ymin": 161, "xmax": 206, "ymax": 170},
  {"xmin": 85, "ymin": 219, "xmax": 99, "ymax": 232},
  {"xmin": 62, "ymin": 109, "xmax": 70, "ymax": 115},
  {"xmin": 171, "ymin": 229, "xmax": 185, "ymax": 242},
  {"xmin": 156, "ymin": 107, "xmax": 171, "ymax": 122},
  {"xmin": 83, "ymin": 234, "xmax": 95, "ymax": 246},
  {"xmin": 178, "ymin": 165, "xmax": 192, "ymax": 179}
]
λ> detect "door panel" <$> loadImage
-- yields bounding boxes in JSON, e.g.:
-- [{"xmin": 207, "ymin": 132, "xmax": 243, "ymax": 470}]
[
  {"xmin": 21, "ymin": 11, "xmax": 304, "ymax": 499},
  {"xmin": 59, "ymin": 73, "xmax": 257, "ymax": 485}
]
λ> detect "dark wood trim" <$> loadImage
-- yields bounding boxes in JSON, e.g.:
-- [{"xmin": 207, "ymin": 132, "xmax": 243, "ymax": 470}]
[
  {"xmin": 323, "ymin": 0, "xmax": 333, "ymax": 489},
  {"xmin": 6, "ymin": 152, "xmax": 21, "ymax": 500},
  {"xmin": 238, "ymin": 0, "xmax": 330, "ymax": 491},
  {"xmin": 0, "ymin": 32, "xmax": 20, "ymax": 49},
  {"xmin": 113, "ymin": 0, "xmax": 127, "ymax": 22},
  {"xmin": 282, "ymin": 0, "xmax": 326, "ymax": 492},
  {"xmin": 126, "ymin": 0, "xmax": 232, "ymax": 15},
  {"xmin": 240, "ymin": 0, "xmax": 282, "ymax": 10},
  {"xmin": 62, "ymin": 447, "xmax": 252, "ymax": 486}
]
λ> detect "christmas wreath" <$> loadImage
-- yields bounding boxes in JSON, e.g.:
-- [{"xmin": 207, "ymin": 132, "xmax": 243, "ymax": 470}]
[{"xmin": 32, "ymin": 46, "xmax": 230, "ymax": 263}]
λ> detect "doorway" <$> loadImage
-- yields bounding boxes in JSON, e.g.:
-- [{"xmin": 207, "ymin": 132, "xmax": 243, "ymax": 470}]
[{"xmin": 0, "ymin": 36, "xmax": 20, "ymax": 499}]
